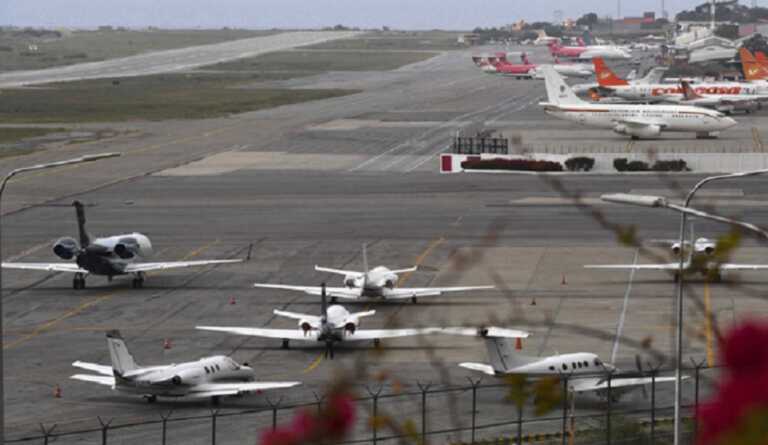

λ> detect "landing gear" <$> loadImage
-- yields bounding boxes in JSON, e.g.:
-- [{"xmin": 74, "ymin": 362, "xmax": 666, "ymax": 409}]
[
  {"xmin": 144, "ymin": 395, "xmax": 157, "ymax": 403},
  {"xmin": 373, "ymin": 338, "xmax": 381, "ymax": 348},
  {"xmin": 411, "ymin": 297, "xmax": 418, "ymax": 304},
  {"xmin": 211, "ymin": 396, "xmax": 221, "ymax": 406},
  {"xmin": 281, "ymin": 339, "xmax": 290, "ymax": 349},
  {"xmin": 696, "ymin": 131, "xmax": 719, "ymax": 139},
  {"xmin": 73, "ymin": 273, "xmax": 86, "ymax": 290},
  {"xmin": 131, "ymin": 272, "xmax": 145, "ymax": 289},
  {"xmin": 330, "ymin": 297, "xmax": 338, "ymax": 304},
  {"xmin": 673, "ymin": 273, "xmax": 680, "ymax": 283}
]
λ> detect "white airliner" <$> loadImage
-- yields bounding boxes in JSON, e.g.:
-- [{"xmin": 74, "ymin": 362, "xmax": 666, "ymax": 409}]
[
  {"xmin": 71, "ymin": 330, "xmax": 300, "ymax": 403},
  {"xmin": 659, "ymin": 80, "xmax": 767, "ymax": 114},
  {"xmin": 538, "ymin": 65, "xmax": 737, "ymax": 140},
  {"xmin": 460, "ymin": 334, "xmax": 677, "ymax": 398},
  {"xmin": 585, "ymin": 236, "xmax": 768, "ymax": 282},
  {"xmin": 571, "ymin": 65, "xmax": 667, "ymax": 96},
  {"xmin": 198, "ymin": 285, "xmax": 436, "ymax": 358},
  {"xmin": 254, "ymin": 244, "xmax": 493, "ymax": 303},
  {"xmin": 2, "ymin": 201, "xmax": 243, "ymax": 289}
]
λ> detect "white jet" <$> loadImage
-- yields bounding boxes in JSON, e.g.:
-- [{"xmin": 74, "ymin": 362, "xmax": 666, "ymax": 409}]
[
  {"xmin": 253, "ymin": 244, "xmax": 493, "ymax": 303},
  {"xmin": 658, "ymin": 80, "xmax": 768, "ymax": 114},
  {"xmin": 538, "ymin": 65, "xmax": 737, "ymax": 140},
  {"xmin": 71, "ymin": 330, "xmax": 300, "ymax": 403},
  {"xmin": 459, "ymin": 334, "xmax": 678, "ymax": 399},
  {"xmin": 2, "ymin": 201, "xmax": 244, "ymax": 289},
  {"xmin": 198, "ymin": 285, "xmax": 437, "ymax": 358},
  {"xmin": 585, "ymin": 232, "xmax": 768, "ymax": 282}
]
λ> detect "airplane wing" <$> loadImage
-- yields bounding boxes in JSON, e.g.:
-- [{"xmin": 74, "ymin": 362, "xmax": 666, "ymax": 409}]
[
  {"xmin": 72, "ymin": 361, "xmax": 113, "ymax": 376},
  {"xmin": 2, "ymin": 262, "xmax": 87, "ymax": 273},
  {"xmin": 70, "ymin": 374, "xmax": 116, "ymax": 386},
  {"xmin": 438, "ymin": 327, "xmax": 530, "ymax": 338},
  {"xmin": 196, "ymin": 326, "xmax": 319, "ymax": 341},
  {"xmin": 188, "ymin": 381, "xmax": 301, "ymax": 398},
  {"xmin": 124, "ymin": 259, "xmax": 242, "ymax": 273},
  {"xmin": 383, "ymin": 285, "xmax": 494, "ymax": 299},
  {"xmin": 344, "ymin": 328, "xmax": 433, "ymax": 341},
  {"xmin": 314, "ymin": 266, "xmax": 362, "ymax": 276},
  {"xmin": 273, "ymin": 310, "xmax": 321, "ymax": 324},
  {"xmin": 254, "ymin": 283, "xmax": 363, "ymax": 300},
  {"xmin": 571, "ymin": 376, "xmax": 680, "ymax": 393},
  {"xmin": 389, "ymin": 266, "xmax": 418, "ymax": 274},
  {"xmin": 584, "ymin": 263, "xmax": 683, "ymax": 270},
  {"xmin": 719, "ymin": 264, "xmax": 768, "ymax": 271},
  {"xmin": 459, "ymin": 362, "xmax": 497, "ymax": 376}
]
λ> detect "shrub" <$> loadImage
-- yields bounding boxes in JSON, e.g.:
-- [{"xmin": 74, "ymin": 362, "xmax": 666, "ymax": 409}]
[
  {"xmin": 564, "ymin": 156, "xmax": 595, "ymax": 172},
  {"xmin": 613, "ymin": 158, "xmax": 649, "ymax": 172},
  {"xmin": 613, "ymin": 158, "xmax": 628, "ymax": 172},
  {"xmin": 461, "ymin": 158, "xmax": 563, "ymax": 172},
  {"xmin": 652, "ymin": 159, "xmax": 690, "ymax": 172}
]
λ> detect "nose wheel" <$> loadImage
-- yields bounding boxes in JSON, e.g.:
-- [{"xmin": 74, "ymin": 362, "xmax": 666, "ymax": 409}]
[
  {"xmin": 131, "ymin": 272, "xmax": 145, "ymax": 289},
  {"xmin": 73, "ymin": 273, "xmax": 86, "ymax": 290}
]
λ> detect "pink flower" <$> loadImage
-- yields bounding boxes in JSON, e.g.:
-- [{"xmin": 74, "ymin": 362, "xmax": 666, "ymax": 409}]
[{"xmin": 260, "ymin": 391, "xmax": 356, "ymax": 445}]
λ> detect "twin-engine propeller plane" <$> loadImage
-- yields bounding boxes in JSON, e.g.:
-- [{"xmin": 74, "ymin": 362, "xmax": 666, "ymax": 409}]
[
  {"xmin": 198, "ymin": 285, "xmax": 437, "ymax": 358},
  {"xmin": 71, "ymin": 330, "xmax": 300, "ymax": 403},
  {"xmin": 253, "ymin": 244, "xmax": 493, "ymax": 303},
  {"xmin": 2, "ymin": 201, "xmax": 244, "ymax": 289},
  {"xmin": 460, "ymin": 334, "xmax": 678, "ymax": 400}
]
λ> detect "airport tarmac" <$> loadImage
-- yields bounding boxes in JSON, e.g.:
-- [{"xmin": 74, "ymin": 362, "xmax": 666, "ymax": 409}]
[{"xmin": 2, "ymin": 43, "xmax": 768, "ymax": 442}]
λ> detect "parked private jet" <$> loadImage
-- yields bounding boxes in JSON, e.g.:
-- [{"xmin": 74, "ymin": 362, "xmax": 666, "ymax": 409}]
[
  {"xmin": 585, "ymin": 235, "xmax": 768, "ymax": 282},
  {"xmin": 2, "ymin": 201, "xmax": 244, "ymax": 289},
  {"xmin": 460, "ymin": 334, "xmax": 678, "ymax": 399},
  {"xmin": 539, "ymin": 65, "xmax": 737, "ymax": 139},
  {"xmin": 198, "ymin": 285, "xmax": 437, "ymax": 358},
  {"xmin": 71, "ymin": 330, "xmax": 300, "ymax": 403},
  {"xmin": 254, "ymin": 244, "xmax": 493, "ymax": 303}
]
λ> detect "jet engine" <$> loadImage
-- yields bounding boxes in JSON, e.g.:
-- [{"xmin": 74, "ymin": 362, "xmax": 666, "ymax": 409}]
[
  {"xmin": 344, "ymin": 320, "xmax": 357, "ymax": 334},
  {"xmin": 477, "ymin": 327, "xmax": 490, "ymax": 337},
  {"xmin": 702, "ymin": 245, "xmax": 715, "ymax": 255},
  {"xmin": 53, "ymin": 237, "xmax": 79, "ymax": 260},
  {"xmin": 612, "ymin": 124, "xmax": 661, "ymax": 139},
  {"xmin": 114, "ymin": 238, "xmax": 140, "ymax": 259},
  {"xmin": 383, "ymin": 279, "xmax": 395, "ymax": 289},
  {"xmin": 671, "ymin": 243, "xmax": 682, "ymax": 256},
  {"xmin": 344, "ymin": 275, "xmax": 356, "ymax": 288},
  {"xmin": 299, "ymin": 320, "xmax": 313, "ymax": 334}
]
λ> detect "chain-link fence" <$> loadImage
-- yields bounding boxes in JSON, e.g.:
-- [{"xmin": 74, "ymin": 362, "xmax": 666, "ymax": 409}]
[{"xmin": 8, "ymin": 363, "xmax": 719, "ymax": 445}]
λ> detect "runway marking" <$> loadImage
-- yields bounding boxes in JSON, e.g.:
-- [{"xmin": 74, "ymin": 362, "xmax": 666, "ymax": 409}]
[
  {"xmin": 704, "ymin": 282, "xmax": 715, "ymax": 367},
  {"xmin": 300, "ymin": 237, "xmax": 445, "ymax": 373},
  {"xmin": 752, "ymin": 127, "xmax": 764, "ymax": 151},
  {"xmin": 610, "ymin": 249, "xmax": 638, "ymax": 364},
  {"xmin": 2, "ymin": 241, "xmax": 219, "ymax": 350}
]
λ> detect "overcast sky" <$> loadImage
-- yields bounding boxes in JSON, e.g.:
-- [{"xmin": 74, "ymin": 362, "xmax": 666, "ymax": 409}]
[{"xmin": 2, "ymin": 1, "xmax": 757, "ymax": 30}]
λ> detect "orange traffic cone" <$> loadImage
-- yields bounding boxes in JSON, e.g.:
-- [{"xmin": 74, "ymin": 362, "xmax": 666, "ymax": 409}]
[
  {"xmin": 163, "ymin": 338, "xmax": 172, "ymax": 350},
  {"xmin": 53, "ymin": 385, "xmax": 62, "ymax": 398},
  {"xmin": 229, "ymin": 296, "xmax": 236, "ymax": 305},
  {"xmin": 530, "ymin": 296, "xmax": 537, "ymax": 306},
  {"xmin": 515, "ymin": 338, "xmax": 523, "ymax": 351},
  {"xmin": 561, "ymin": 273, "xmax": 567, "ymax": 285}
]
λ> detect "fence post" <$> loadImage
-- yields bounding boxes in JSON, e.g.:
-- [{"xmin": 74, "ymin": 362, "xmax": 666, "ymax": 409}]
[
  {"xmin": 97, "ymin": 416, "xmax": 112, "ymax": 445},
  {"xmin": 606, "ymin": 371, "xmax": 613, "ymax": 445},
  {"xmin": 38, "ymin": 423, "xmax": 56, "ymax": 445},
  {"xmin": 160, "ymin": 411, "xmax": 173, "ymax": 445},
  {"xmin": 312, "ymin": 391, "xmax": 326, "ymax": 415},
  {"xmin": 516, "ymin": 403, "xmax": 523, "ymax": 445},
  {"xmin": 417, "ymin": 381, "xmax": 432, "ymax": 444},
  {"xmin": 690, "ymin": 359, "xmax": 706, "ymax": 443},
  {"xmin": 561, "ymin": 374, "xmax": 569, "ymax": 445},
  {"xmin": 366, "ymin": 385, "xmax": 384, "ymax": 445},
  {"xmin": 210, "ymin": 409, "xmax": 219, "ymax": 445},
  {"xmin": 467, "ymin": 377, "xmax": 482, "ymax": 444},
  {"xmin": 267, "ymin": 396, "xmax": 284, "ymax": 431},
  {"xmin": 650, "ymin": 367, "xmax": 658, "ymax": 445}
]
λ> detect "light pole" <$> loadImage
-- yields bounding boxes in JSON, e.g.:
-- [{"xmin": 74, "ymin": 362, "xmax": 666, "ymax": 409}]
[
  {"xmin": 602, "ymin": 168, "xmax": 768, "ymax": 445},
  {"xmin": 0, "ymin": 152, "xmax": 121, "ymax": 443}
]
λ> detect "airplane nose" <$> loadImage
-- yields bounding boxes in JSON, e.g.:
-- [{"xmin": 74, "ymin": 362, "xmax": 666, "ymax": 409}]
[{"xmin": 725, "ymin": 117, "xmax": 737, "ymax": 127}]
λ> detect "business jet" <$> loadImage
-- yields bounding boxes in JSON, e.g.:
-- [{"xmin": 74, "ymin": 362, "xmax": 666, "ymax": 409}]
[
  {"xmin": 585, "ymin": 235, "xmax": 768, "ymax": 282},
  {"xmin": 197, "ymin": 285, "xmax": 436, "ymax": 358},
  {"xmin": 2, "ymin": 201, "xmax": 244, "ymax": 289},
  {"xmin": 534, "ymin": 30, "xmax": 560, "ymax": 46},
  {"xmin": 539, "ymin": 65, "xmax": 737, "ymax": 140},
  {"xmin": 254, "ymin": 244, "xmax": 493, "ymax": 303},
  {"xmin": 459, "ymin": 333, "xmax": 678, "ymax": 399},
  {"xmin": 549, "ymin": 42, "xmax": 631, "ymax": 60},
  {"xmin": 71, "ymin": 330, "xmax": 300, "ymax": 403}
]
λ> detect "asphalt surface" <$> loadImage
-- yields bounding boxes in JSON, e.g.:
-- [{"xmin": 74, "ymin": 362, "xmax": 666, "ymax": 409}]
[
  {"xmin": 2, "ymin": 44, "xmax": 767, "ymax": 443},
  {"xmin": 0, "ymin": 31, "xmax": 360, "ymax": 88}
]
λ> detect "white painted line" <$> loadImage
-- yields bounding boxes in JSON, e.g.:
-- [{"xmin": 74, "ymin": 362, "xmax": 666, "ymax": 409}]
[{"xmin": 610, "ymin": 249, "xmax": 639, "ymax": 364}]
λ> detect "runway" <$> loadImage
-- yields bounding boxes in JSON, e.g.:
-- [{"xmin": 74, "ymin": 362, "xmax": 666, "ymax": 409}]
[{"xmin": 2, "ymin": 43, "xmax": 767, "ymax": 443}]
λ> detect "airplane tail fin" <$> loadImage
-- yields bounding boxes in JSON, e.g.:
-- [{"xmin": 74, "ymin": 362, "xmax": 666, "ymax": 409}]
[
  {"xmin": 106, "ymin": 330, "xmax": 138, "ymax": 377},
  {"xmin": 483, "ymin": 337, "xmax": 536, "ymax": 373},
  {"xmin": 740, "ymin": 48, "xmax": 768, "ymax": 81},
  {"xmin": 593, "ymin": 57, "xmax": 629, "ymax": 87},
  {"xmin": 361, "ymin": 243, "xmax": 369, "ymax": 289},
  {"xmin": 757, "ymin": 51, "xmax": 768, "ymax": 67},
  {"xmin": 73, "ymin": 201, "xmax": 90, "ymax": 247},
  {"xmin": 639, "ymin": 66, "xmax": 668, "ymax": 84},
  {"xmin": 681, "ymin": 80, "xmax": 701, "ymax": 100},
  {"xmin": 541, "ymin": 65, "xmax": 585, "ymax": 106}
]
